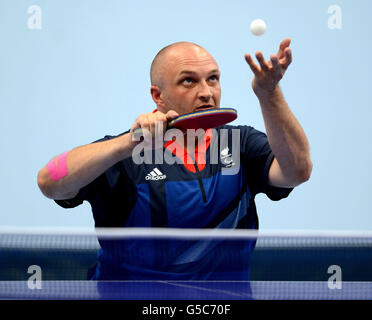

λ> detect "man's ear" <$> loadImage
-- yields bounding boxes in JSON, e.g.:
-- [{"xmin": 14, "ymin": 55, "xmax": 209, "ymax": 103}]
[{"xmin": 150, "ymin": 85, "xmax": 165, "ymax": 109}]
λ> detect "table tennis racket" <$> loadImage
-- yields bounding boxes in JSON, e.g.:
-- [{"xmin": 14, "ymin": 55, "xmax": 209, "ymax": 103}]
[{"xmin": 132, "ymin": 107, "xmax": 237, "ymax": 139}]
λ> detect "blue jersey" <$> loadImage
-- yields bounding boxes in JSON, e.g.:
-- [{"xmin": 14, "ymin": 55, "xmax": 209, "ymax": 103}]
[{"xmin": 55, "ymin": 125, "xmax": 293, "ymax": 280}]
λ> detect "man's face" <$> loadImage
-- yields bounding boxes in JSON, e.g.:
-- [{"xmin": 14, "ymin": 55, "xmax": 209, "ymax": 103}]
[{"xmin": 155, "ymin": 45, "xmax": 221, "ymax": 116}]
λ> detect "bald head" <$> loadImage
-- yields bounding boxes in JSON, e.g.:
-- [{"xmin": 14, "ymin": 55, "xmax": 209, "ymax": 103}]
[
  {"xmin": 150, "ymin": 42, "xmax": 211, "ymax": 88},
  {"xmin": 149, "ymin": 41, "xmax": 221, "ymax": 116}
]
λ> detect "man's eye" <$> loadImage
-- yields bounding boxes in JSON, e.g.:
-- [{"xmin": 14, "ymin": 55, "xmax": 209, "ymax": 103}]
[
  {"xmin": 183, "ymin": 78, "xmax": 193, "ymax": 85},
  {"xmin": 209, "ymin": 75, "xmax": 218, "ymax": 82}
]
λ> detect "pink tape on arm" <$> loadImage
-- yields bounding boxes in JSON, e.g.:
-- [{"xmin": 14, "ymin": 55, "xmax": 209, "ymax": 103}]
[{"xmin": 46, "ymin": 151, "xmax": 69, "ymax": 181}]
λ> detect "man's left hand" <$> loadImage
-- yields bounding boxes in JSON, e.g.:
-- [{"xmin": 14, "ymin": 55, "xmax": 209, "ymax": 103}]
[{"xmin": 244, "ymin": 38, "xmax": 292, "ymax": 97}]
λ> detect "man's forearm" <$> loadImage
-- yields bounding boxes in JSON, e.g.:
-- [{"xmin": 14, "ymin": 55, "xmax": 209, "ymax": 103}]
[
  {"xmin": 257, "ymin": 85, "xmax": 312, "ymax": 183},
  {"xmin": 37, "ymin": 132, "xmax": 136, "ymax": 200}
]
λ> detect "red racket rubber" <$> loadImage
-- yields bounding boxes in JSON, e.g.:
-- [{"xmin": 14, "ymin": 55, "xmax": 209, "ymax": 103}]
[{"xmin": 132, "ymin": 107, "xmax": 237, "ymax": 138}]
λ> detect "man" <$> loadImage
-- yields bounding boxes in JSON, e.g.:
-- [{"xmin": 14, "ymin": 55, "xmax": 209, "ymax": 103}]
[{"xmin": 37, "ymin": 39, "xmax": 312, "ymax": 280}]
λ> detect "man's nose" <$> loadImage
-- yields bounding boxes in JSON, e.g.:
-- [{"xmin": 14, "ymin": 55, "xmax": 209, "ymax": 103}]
[{"xmin": 198, "ymin": 80, "xmax": 213, "ymax": 101}]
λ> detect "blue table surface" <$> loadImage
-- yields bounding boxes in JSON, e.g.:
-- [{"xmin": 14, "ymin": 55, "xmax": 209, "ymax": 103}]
[{"xmin": 1, "ymin": 280, "xmax": 371, "ymax": 300}]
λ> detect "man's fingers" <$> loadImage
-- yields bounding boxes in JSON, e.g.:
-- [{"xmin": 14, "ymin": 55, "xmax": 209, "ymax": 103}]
[
  {"xmin": 144, "ymin": 114, "xmax": 155, "ymax": 137},
  {"xmin": 132, "ymin": 112, "xmax": 165, "ymax": 139},
  {"xmin": 165, "ymin": 110, "xmax": 179, "ymax": 121},
  {"xmin": 134, "ymin": 115, "xmax": 149, "ymax": 132},
  {"xmin": 152, "ymin": 113, "xmax": 169, "ymax": 135},
  {"xmin": 154, "ymin": 117, "xmax": 166, "ymax": 140},
  {"xmin": 244, "ymin": 54, "xmax": 260, "ymax": 76},
  {"xmin": 277, "ymin": 38, "xmax": 291, "ymax": 59},
  {"xmin": 279, "ymin": 38, "xmax": 291, "ymax": 51},
  {"xmin": 284, "ymin": 48, "xmax": 292, "ymax": 67},
  {"xmin": 255, "ymin": 52, "xmax": 270, "ymax": 72},
  {"xmin": 244, "ymin": 39, "xmax": 292, "ymax": 91},
  {"xmin": 278, "ymin": 48, "xmax": 292, "ymax": 70},
  {"xmin": 270, "ymin": 55, "xmax": 282, "ymax": 80},
  {"xmin": 132, "ymin": 115, "xmax": 152, "ymax": 141},
  {"xmin": 133, "ymin": 110, "xmax": 177, "ymax": 135}
]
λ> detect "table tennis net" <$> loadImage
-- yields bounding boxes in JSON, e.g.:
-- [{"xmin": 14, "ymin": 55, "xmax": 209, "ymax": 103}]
[{"xmin": 1, "ymin": 228, "xmax": 372, "ymax": 282}]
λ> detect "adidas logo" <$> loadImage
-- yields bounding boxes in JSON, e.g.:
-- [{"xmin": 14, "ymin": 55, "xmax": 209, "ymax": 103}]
[{"xmin": 145, "ymin": 168, "xmax": 166, "ymax": 181}]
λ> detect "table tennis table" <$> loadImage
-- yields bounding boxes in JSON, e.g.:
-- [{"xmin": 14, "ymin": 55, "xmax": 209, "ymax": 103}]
[{"xmin": 1, "ymin": 280, "xmax": 371, "ymax": 300}]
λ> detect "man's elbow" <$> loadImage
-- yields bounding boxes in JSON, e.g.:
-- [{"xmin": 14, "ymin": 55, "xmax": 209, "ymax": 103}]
[
  {"xmin": 37, "ymin": 168, "xmax": 80, "ymax": 200},
  {"xmin": 37, "ymin": 168, "xmax": 54, "ymax": 199},
  {"xmin": 296, "ymin": 159, "xmax": 313, "ymax": 183}
]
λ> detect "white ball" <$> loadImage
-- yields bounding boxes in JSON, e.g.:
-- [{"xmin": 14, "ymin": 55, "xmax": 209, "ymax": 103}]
[{"xmin": 250, "ymin": 19, "xmax": 266, "ymax": 36}]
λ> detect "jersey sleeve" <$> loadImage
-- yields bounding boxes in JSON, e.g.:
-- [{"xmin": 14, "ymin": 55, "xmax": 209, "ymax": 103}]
[
  {"xmin": 53, "ymin": 168, "xmax": 106, "ymax": 209},
  {"xmin": 238, "ymin": 125, "xmax": 293, "ymax": 201}
]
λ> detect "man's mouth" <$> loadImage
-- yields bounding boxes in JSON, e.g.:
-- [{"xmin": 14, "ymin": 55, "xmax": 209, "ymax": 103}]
[{"xmin": 195, "ymin": 105, "xmax": 217, "ymax": 111}]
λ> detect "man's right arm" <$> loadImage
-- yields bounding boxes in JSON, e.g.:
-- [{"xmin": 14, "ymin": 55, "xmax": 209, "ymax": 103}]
[
  {"xmin": 37, "ymin": 109, "xmax": 178, "ymax": 200},
  {"xmin": 37, "ymin": 132, "xmax": 137, "ymax": 200}
]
